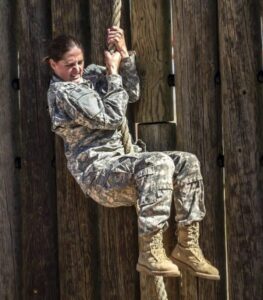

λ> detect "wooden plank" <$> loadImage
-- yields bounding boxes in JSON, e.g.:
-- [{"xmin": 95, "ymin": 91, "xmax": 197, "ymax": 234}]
[
  {"xmin": 138, "ymin": 123, "xmax": 180, "ymax": 300},
  {"xmin": 218, "ymin": 1, "xmax": 263, "ymax": 299},
  {"xmin": 138, "ymin": 123, "xmax": 177, "ymax": 152},
  {"xmin": 0, "ymin": 1, "xmax": 20, "ymax": 299},
  {"xmin": 18, "ymin": 0, "xmax": 59, "ymax": 298},
  {"xmin": 172, "ymin": 1, "xmax": 226, "ymax": 299},
  {"xmin": 88, "ymin": 1, "xmax": 140, "ymax": 299},
  {"xmin": 131, "ymin": 0, "xmax": 174, "ymax": 123},
  {"xmin": 51, "ymin": 1, "xmax": 99, "ymax": 299}
]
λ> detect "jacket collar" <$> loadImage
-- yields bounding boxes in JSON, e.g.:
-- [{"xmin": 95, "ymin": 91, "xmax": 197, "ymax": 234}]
[{"xmin": 50, "ymin": 74, "xmax": 85, "ymax": 84}]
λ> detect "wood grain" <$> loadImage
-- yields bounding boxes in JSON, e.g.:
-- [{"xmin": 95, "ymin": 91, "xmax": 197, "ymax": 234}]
[
  {"xmin": 52, "ymin": 1, "xmax": 99, "ymax": 299},
  {"xmin": 0, "ymin": 1, "xmax": 20, "ymax": 299},
  {"xmin": 172, "ymin": 1, "xmax": 226, "ymax": 299},
  {"xmin": 18, "ymin": 0, "xmax": 59, "ymax": 298},
  {"xmin": 218, "ymin": 1, "xmax": 263, "ymax": 299},
  {"xmin": 131, "ymin": 0, "xmax": 174, "ymax": 123}
]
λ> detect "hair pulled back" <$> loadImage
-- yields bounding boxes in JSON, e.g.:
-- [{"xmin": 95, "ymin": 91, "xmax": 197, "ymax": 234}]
[{"xmin": 43, "ymin": 34, "xmax": 84, "ymax": 63}]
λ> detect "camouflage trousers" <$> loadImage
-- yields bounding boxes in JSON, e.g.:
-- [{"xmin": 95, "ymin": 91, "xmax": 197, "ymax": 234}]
[{"xmin": 82, "ymin": 151, "xmax": 206, "ymax": 236}]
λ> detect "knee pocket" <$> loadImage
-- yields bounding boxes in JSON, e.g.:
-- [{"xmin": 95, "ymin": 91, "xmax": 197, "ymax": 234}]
[
  {"xmin": 140, "ymin": 187, "xmax": 173, "ymax": 206},
  {"xmin": 138, "ymin": 153, "xmax": 175, "ymax": 177},
  {"xmin": 135, "ymin": 167, "xmax": 174, "ymax": 206}
]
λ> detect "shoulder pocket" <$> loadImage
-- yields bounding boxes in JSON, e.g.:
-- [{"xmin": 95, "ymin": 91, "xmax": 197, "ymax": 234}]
[{"xmin": 68, "ymin": 84, "xmax": 103, "ymax": 118}]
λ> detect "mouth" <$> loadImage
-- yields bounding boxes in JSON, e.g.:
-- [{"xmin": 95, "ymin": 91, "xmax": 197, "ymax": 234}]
[
  {"xmin": 70, "ymin": 75, "xmax": 82, "ymax": 82},
  {"xmin": 71, "ymin": 74, "xmax": 80, "ymax": 79}
]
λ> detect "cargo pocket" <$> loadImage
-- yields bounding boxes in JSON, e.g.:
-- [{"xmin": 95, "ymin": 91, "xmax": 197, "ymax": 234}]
[{"xmin": 135, "ymin": 167, "xmax": 157, "ymax": 205}]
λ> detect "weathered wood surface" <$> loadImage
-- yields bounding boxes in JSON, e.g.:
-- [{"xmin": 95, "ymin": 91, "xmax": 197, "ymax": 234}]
[
  {"xmin": 218, "ymin": 1, "xmax": 263, "ymax": 299},
  {"xmin": 172, "ymin": 1, "xmax": 225, "ymax": 299},
  {"xmin": 18, "ymin": 0, "xmax": 59, "ymax": 298},
  {"xmin": 138, "ymin": 123, "xmax": 180, "ymax": 300},
  {"xmin": 0, "ymin": 1, "xmax": 20, "ymax": 299},
  {"xmin": 131, "ymin": 0, "xmax": 174, "ymax": 123},
  {"xmin": 89, "ymin": 1, "xmax": 140, "ymax": 299},
  {"xmin": 51, "ymin": 1, "xmax": 99, "ymax": 299},
  {"xmin": 1, "ymin": 1, "xmax": 262, "ymax": 299}
]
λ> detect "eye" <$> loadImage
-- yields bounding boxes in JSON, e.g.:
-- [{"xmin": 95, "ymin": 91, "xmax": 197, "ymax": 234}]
[{"xmin": 66, "ymin": 63, "xmax": 74, "ymax": 68}]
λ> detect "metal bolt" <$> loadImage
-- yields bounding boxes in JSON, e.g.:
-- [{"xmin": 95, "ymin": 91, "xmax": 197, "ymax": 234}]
[
  {"xmin": 167, "ymin": 74, "xmax": 176, "ymax": 87},
  {"xmin": 11, "ymin": 78, "xmax": 20, "ymax": 90},
  {"xmin": 217, "ymin": 154, "xmax": 224, "ymax": 168},
  {"xmin": 214, "ymin": 71, "xmax": 220, "ymax": 85}
]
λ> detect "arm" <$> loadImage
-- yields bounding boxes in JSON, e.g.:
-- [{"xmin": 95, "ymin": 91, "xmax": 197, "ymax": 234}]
[
  {"xmin": 52, "ymin": 73, "xmax": 129, "ymax": 130},
  {"xmin": 119, "ymin": 52, "xmax": 140, "ymax": 103},
  {"xmin": 107, "ymin": 27, "xmax": 140, "ymax": 103}
]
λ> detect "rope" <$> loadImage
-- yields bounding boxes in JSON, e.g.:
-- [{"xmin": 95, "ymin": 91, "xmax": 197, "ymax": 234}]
[
  {"xmin": 153, "ymin": 277, "xmax": 168, "ymax": 300},
  {"xmin": 120, "ymin": 117, "xmax": 134, "ymax": 154},
  {"xmin": 110, "ymin": 1, "xmax": 168, "ymax": 298},
  {"xmin": 108, "ymin": 0, "xmax": 133, "ymax": 154}
]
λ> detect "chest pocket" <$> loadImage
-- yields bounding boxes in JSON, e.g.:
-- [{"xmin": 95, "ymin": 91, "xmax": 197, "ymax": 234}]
[{"xmin": 68, "ymin": 83, "xmax": 103, "ymax": 119}]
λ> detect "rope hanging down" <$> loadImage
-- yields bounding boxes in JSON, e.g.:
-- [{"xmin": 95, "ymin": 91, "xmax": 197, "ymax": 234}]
[
  {"xmin": 109, "ymin": 1, "xmax": 168, "ymax": 299},
  {"xmin": 109, "ymin": 0, "xmax": 134, "ymax": 154}
]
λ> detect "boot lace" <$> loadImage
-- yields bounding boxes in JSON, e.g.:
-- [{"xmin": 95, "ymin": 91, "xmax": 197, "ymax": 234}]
[
  {"xmin": 187, "ymin": 223, "xmax": 199, "ymax": 246},
  {"xmin": 188, "ymin": 225, "xmax": 207, "ymax": 262},
  {"xmin": 150, "ymin": 231, "xmax": 168, "ymax": 261}
]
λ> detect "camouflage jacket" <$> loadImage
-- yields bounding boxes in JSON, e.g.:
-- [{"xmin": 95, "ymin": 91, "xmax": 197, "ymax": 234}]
[{"xmin": 47, "ymin": 53, "xmax": 141, "ymax": 187}]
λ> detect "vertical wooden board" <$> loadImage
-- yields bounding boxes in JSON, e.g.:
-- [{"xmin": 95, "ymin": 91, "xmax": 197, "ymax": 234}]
[
  {"xmin": 218, "ymin": 1, "xmax": 263, "ymax": 299},
  {"xmin": 18, "ymin": 0, "xmax": 59, "ymax": 298},
  {"xmin": 138, "ymin": 123, "xmax": 177, "ymax": 152},
  {"xmin": 138, "ymin": 123, "xmax": 180, "ymax": 300},
  {"xmin": 88, "ymin": 1, "xmax": 140, "ymax": 299},
  {"xmin": 172, "ymin": 1, "xmax": 225, "ymax": 299},
  {"xmin": 131, "ymin": 0, "xmax": 174, "ymax": 123},
  {"xmin": 98, "ymin": 207, "xmax": 140, "ymax": 300},
  {"xmin": 52, "ymin": 0, "xmax": 90, "ymax": 59},
  {"xmin": 0, "ymin": 1, "xmax": 20, "ymax": 299},
  {"xmin": 51, "ymin": 1, "xmax": 99, "ymax": 299},
  {"xmin": 55, "ymin": 139, "xmax": 99, "ymax": 300}
]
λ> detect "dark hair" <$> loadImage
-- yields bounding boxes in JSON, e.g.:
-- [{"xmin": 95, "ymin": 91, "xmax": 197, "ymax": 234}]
[{"xmin": 43, "ymin": 34, "xmax": 84, "ymax": 63}]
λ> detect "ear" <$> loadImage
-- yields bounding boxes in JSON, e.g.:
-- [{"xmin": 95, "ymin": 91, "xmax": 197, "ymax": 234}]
[{"xmin": 49, "ymin": 59, "xmax": 57, "ymax": 72}]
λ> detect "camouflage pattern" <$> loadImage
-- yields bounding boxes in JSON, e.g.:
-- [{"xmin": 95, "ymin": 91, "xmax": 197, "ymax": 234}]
[{"xmin": 47, "ymin": 53, "xmax": 206, "ymax": 236}]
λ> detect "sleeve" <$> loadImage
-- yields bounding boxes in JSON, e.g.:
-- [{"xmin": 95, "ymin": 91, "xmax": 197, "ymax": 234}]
[
  {"xmin": 119, "ymin": 51, "xmax": 140, "ymax": 103},
  {"xmin": 54, "ymin": 75, "xmax": 129, "ymax": 130}
]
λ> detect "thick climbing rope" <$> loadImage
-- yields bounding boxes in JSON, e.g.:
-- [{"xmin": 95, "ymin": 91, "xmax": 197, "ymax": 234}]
[
  {"xmin": 109, "ymin": 0, "xmax": 134, "ymax": 154},
  {"xmin": 109, "ymin": 1, "xmax": 168, "ymax": 299}
]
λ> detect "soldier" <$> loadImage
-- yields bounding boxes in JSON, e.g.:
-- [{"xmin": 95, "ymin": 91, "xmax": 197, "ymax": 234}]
[{"xmin": 45, "ymin": 26, "xmax": 220, "ymax": 280}]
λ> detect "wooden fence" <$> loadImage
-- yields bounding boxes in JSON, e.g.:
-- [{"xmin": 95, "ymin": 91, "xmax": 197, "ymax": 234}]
[{"xmin": 0, "ymin": 0, "xmax": 262, "ymax": 299}]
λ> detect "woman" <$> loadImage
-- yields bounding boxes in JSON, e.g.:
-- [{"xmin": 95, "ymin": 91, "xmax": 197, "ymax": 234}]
[{"xmin": 46, "ymin": 26, "xmax": 220, "ymax": 279}]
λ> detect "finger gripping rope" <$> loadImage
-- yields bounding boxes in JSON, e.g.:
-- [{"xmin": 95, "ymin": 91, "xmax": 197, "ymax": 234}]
[{"xmin": 110, "ymin": 1, "xmax": 168, "ymax": 299}]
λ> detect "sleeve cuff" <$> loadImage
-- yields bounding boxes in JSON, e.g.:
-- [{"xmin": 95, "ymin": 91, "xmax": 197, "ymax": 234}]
[
  {"xmin": 120, "ymin": 51, "xmax": 136, "ymax": 69},
  {"xmin": 106, "ymin": 74, "xmax": 123, "ymax": 90}
]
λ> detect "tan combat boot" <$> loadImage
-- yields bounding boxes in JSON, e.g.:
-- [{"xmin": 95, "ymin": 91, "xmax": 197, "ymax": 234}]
[
  {"xmin": 136, "ymin": 230, "xmax": 181, "ymax": 277},
  {"xmin": 171, "ymin": 222, "xmax": 220, "ymax": 280}
]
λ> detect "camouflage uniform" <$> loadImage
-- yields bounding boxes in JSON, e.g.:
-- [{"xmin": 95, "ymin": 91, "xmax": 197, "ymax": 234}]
[{"xmin": 47, "ymin": 53, "xmax": 206, "ymax": 236}]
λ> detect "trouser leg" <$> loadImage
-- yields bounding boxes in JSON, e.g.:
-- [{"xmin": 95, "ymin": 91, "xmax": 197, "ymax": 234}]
[
  {"xmin": 166, "ymin": 151, "xmax": 220, "ymax": 280},
  {"xmin": 165, "ymin": 151, "xmax": 206, "ymax": 226},
  {"xmin": 133, "ymin": 152, "xmax": 180, "ymax": 276},
  {"xmin": 83, "ymin": 152, "xmax": 175, "ymax": 236},
  {"xmin": 133, "ymin": 152, "xmax": 175, "ymax": 236}
]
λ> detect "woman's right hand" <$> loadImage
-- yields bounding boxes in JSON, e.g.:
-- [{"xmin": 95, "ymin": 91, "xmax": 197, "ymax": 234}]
[{"xmin": 104, "ymin": 50, "xmax": 122, "ymax": 75}]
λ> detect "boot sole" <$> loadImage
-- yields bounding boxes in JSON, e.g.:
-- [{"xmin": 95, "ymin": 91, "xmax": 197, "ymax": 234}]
[
  {"xmin": 136, "ymin": 263, "xmax": 181, "ymax": 277},
  {"xmin": 171, "ymin": 257, "xmax": 220, "ymax": 280}
]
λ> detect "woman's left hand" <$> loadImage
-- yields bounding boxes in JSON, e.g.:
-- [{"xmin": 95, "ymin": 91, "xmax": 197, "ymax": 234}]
[{"xmin": 107, "ymin": 26, "xmax": 129, "ymax": 59}]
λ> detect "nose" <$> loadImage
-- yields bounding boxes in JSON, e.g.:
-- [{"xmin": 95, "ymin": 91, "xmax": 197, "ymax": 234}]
[{"xmin": 72, "ymin": 63, "xmax": 80, "ymax": 73}]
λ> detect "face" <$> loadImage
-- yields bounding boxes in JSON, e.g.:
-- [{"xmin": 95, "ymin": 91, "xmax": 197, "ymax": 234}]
[{"xmin": 49, "ymin": 46, "xmax": 84, "ymax": 82}]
